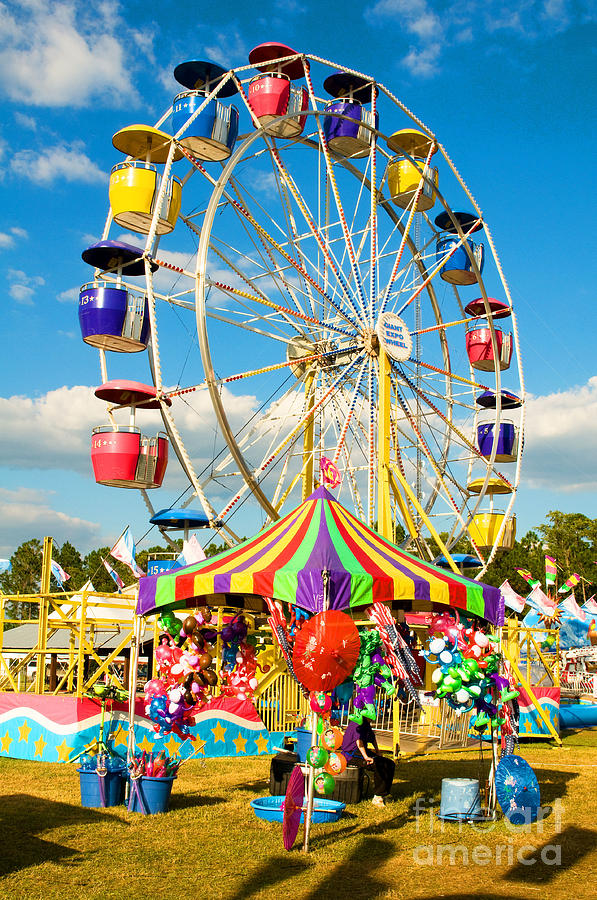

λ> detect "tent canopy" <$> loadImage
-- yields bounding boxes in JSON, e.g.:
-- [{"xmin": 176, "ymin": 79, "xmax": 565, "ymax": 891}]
[{"xmin": 137, "ymin": 487, "xmax": 502, "ymax": 624}]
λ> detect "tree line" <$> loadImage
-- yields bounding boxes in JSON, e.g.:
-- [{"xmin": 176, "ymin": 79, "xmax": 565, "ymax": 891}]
[{"xmin": 0, "ymin": 538, "xmax": 229, "ymax": 620}]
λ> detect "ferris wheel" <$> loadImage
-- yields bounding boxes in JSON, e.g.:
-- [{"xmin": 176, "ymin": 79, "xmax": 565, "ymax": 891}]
[{"xmin": 78, "ymin": 43, "xmax": 524, "ymax": 576}]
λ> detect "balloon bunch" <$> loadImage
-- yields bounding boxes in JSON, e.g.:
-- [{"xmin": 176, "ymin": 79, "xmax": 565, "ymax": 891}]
[
  {"xmin": 78, "ymin": 750, "xmax": 125, "ymax": 773},
  {"xmin": 423, "ymin": 614, "xmax": 518, "ymax": 731},
  {"xmin": 210, "ymin": 613, "xmax": 271, "ymax": 702},
  {"xmin": 306, "ymin": 691, "xmax": 347, "ymax": 796},
  {"xmin": 144, "ymin": 608, "xmax": 218, "ymax": 739},
  {"xmin": 349, "ymin": 630, "xmax": 394, "ymax": 724},
  {"xmin": 220, "ymin": 614, "xmax": 249, "ymax": 670},
  {"xmin": 220, "ymin": 640, "xmax": 260, "ymax": 701}
]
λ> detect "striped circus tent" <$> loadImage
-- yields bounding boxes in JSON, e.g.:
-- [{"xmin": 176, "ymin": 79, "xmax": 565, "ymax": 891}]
[{"xmin": 137, "ymin": 487, "xmax": 502, "ymax": 624}]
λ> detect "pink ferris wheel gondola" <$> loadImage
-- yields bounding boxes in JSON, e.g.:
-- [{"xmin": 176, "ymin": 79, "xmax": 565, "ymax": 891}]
[
  {"xmin": 91, "ymin": 381, "xmax": 170, "ymax": 489},
  {"xmin": 247, "ymin": 42, "xmax": 308, "ymax": 138}
]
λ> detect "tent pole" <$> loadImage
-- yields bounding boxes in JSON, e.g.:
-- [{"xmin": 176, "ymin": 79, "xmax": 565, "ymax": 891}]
[
  {"xmin": 127, "ymin": 600, "xmax": 142, "ymax": 764},
  {"xmin": 302, "ymin": 711, "xmax": 318, "ymax": 853}
]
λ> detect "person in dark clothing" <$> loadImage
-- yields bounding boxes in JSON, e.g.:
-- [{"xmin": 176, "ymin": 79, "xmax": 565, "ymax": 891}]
[{"xmin": 341, "ymin": 719, "xmax": 395, "ymax": 806}]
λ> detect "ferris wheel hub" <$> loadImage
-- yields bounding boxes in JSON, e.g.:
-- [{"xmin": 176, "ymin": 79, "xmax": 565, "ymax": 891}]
[{"xmin": 362, "ymin": 328, "xmax": 380, "ymax": 358}]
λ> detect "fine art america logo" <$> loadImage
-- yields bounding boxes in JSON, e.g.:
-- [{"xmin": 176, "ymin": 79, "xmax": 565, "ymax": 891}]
[
  {"xmin": 411, "ymin": 796, "xmax": 564, "ymax": 868},
  {"xmin": 375, "ymin": 312, "xmax": 413, "ymax": 363}
]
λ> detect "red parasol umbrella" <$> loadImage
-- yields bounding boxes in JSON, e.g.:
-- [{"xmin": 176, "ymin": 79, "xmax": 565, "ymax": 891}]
[
  {"xmin": 292, "ymin": 610, "xmax": 360, "ymax": 692},
  {"xmin": 282, "ymin": 764, "xmax": 306, "ymax": 851}
]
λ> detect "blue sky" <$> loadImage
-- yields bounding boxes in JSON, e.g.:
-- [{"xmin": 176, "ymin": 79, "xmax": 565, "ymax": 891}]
[{"xmin": 0, "ymin": 0, "xmax": 596, "ymax": 559}]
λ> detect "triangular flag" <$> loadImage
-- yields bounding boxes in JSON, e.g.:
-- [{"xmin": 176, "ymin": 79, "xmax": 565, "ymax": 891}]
[
  {"xmin": 50, "ymin": 559, "xmax": 71, "ymax": 586},
  {"xmin": 582, "ymin": 596, "xmax": 597, "ymax": 615},
  {"xmin": 110, "ymin": 527, "xmax": 145, "ymax": 578},
  {"xmin": 499, "ymin": 580, "xmax": 526, "ymax": 613},
  {"xmin": 527, "ymin": 584, "xmax": 558, "ymax": 617},
  {"xmin": 176, "ymin": 534, "xmax": 206, "ymax": 568},
  {"xmin": 103, "ymin": 560, "xmax": 124, "ymax": 592},
  {"xmin": 560, "ymin": 592, "xmax": 586, "ymax": 622},
  {"xmin": 516, "ymin": 568, "xmax": 540, "ymax": 589},
  {"xmin": 558, "ymin": 573, "xmax": 581, "ymax": 594}
]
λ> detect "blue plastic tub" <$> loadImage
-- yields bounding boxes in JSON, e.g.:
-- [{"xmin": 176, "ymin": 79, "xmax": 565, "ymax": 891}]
[
  {"xmin": 128, "ymin": 775, "xmax": 175, "ymax": 814},
  {"xmin": 295, "ymin": 728, "xmax": 312, "ymax": 763},
  {"xmin": 78, "ymin": 768, "xmax": 126, "ymax": 808},
  {"xmin": 250, "ymin": 795, "xmax": 345, "ymax": 823}
]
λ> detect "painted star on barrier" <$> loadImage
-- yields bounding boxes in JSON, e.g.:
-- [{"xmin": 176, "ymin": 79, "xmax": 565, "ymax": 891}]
[
  {"xmin": 18, "ymin": 720, "xmax": 31, "ymax": 742},
  {"xmin": 34, "ymin": 734, "xmax": 47, "ymax": 758},
  {"xmin": 112, "ymin": 725, "xmax": 128, "ymax": 749},
  {"xmin": 163, "ymin": 735, "xmax": 181, "ymax": 756},
  {"xmin": 55, "ymin": 739, "xmax": 73, "ymax": 762},
  {"xmin": 211, "ymin": 721, "xmax": 227, "ymax": 743},
  {"xmin": 136, "ymin": 734, "xmax": 155, "ymax": 753},
  {"xmin": 232, "ymin": 733, "xmax": 247, "ymax": 754},
  {"xmin": 254, "ymin": 734, "xmax": 269, "ymax": 754},
  {"xmin": 0, "ymin": 731, "xmax": 13, "ymax": 754}
]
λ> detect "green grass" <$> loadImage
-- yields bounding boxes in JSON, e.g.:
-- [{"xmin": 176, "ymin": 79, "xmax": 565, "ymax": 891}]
[{"xmin": 2, "ymin": 734, "xmax": 597, "ymax": 900}]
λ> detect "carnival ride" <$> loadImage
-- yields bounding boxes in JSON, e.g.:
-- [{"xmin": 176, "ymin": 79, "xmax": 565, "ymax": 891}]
[{"xmin": 79, "ymin": 42, "xmax": 525, "ymax": 574}]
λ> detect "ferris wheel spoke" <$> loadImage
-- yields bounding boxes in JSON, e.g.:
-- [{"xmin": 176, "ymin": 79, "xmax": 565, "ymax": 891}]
[
  {"xmin": 303, "ymin": 67, "xmax": 370, "ymax": 320},
  {"xmin": 379, "ymin": 142, "xmax": 436, "ymax": 317},
  {"xmin": 395, "ymin": 217, "xmax": 482, "ymax": 318},
  {"xmin": 268, "ymin": 143, "xmax": 366, "ymax": 327},
  {"xmin": 390, "ymin": 378, "xmax": 484, "ymax": 555}
]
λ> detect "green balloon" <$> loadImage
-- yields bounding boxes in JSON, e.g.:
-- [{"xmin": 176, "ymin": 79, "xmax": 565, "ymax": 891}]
[
  {"xmin": 314, "ymin": 772, "xmax": 335, "ymax": 795},
  {"xmin": 307, "ymin": 745, "xmax": 329, "ymax": 768}
]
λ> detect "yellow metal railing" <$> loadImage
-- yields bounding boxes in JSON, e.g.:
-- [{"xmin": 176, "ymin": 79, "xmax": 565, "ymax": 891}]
[{"xmin": 0, "ymin": 589, "xmax": 144, "ymax": 697}]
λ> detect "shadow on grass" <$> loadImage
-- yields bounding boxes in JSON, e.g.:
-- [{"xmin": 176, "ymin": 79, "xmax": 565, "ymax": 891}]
[
  {"xmin": 417, "ymin": 895, "xmax": 523, "ymax": 899},
  {"xmin": 502, "ymin": 825, "xmax": 597, "ymax": 884},
  {"xmin": 168, "ymin": 793, "xmax": 226, "ymax": 810},
  {"xmin": 303, "ymin": 835, "xmax": 395, "ymax": 900},
  {"xmin": 0, "ymin": 793, "xmax": 123, "ymax": 877},
  {"xmin": 234, "ymin": 778, "xmax": 270, "ymax": 793},
  {"xmin": 226, "ymin": 853, "xmax": 313, "ymax": 900}
]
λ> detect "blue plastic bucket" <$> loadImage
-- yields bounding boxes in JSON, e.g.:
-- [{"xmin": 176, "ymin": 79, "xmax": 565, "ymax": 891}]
[
  {"xmin": 295, "ymin": 728, "xmax": 312, "ymax": 763},
  {"xmin": 439, "ymin": 777, "xmax": 481, "ymax": 819},
  {"xmin": 128, "ymin": 775, "xmax": 175, "ymax": 814},
  {"xmin": 78, "ymin": 768, "xmax": 126, "ymax": 808}
]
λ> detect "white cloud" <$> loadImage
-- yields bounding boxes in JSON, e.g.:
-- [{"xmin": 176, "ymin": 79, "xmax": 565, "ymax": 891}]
[
  {"xmin": 403, "ymin": 42, "xmax": 442, "ymax": 78},
  {"xmin": 0, "ymin": 0, "xmax": 140, "ymax": 107},
  {"xmin": 57, "ymin": 286, "xmax": 80, "ymax": 304},
  {"xmin": 14, "ymin": 111, "xmax": 36, "ymax": 129},
  {"xmin": 0, "ymin": 382, "xmax": 259, "ymax": 485},
  {"xmin": 11, "ymin": 142, "xmax": 106, "ymax": 184},
  {"xmin": 0, "ymin": 226, "xmax": 28, "ymax": 249},
  {"xmin": 203, "ymin": 28, "xmax": 249, "ymax": 69},
  {"xmin": 0, "ymin": 385, "xmax": 100, "ymax": 474},
  {"xmin": 522, "ymin": 376, "xmax": 597, "ymax": 492},
  {"xmin": 365, "ymin": 0, "xmax": 597, "ymax": 77},
  {"xmin": 0, "ymin": 486, "xmax": 101, "ymax": 557},
  {"xmin": 8, "ymin": 268, "xmax": 44, "ymax": 304}
]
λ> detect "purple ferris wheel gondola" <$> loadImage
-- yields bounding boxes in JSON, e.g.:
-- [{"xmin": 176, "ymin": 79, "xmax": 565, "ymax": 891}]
[
  {"xmin": 322, "ymin": 71, "xmax": 378, "ymax": 159},
  {"xmin": 78, "ymin": 241, "xmax": 156, "ymax": 353}
]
